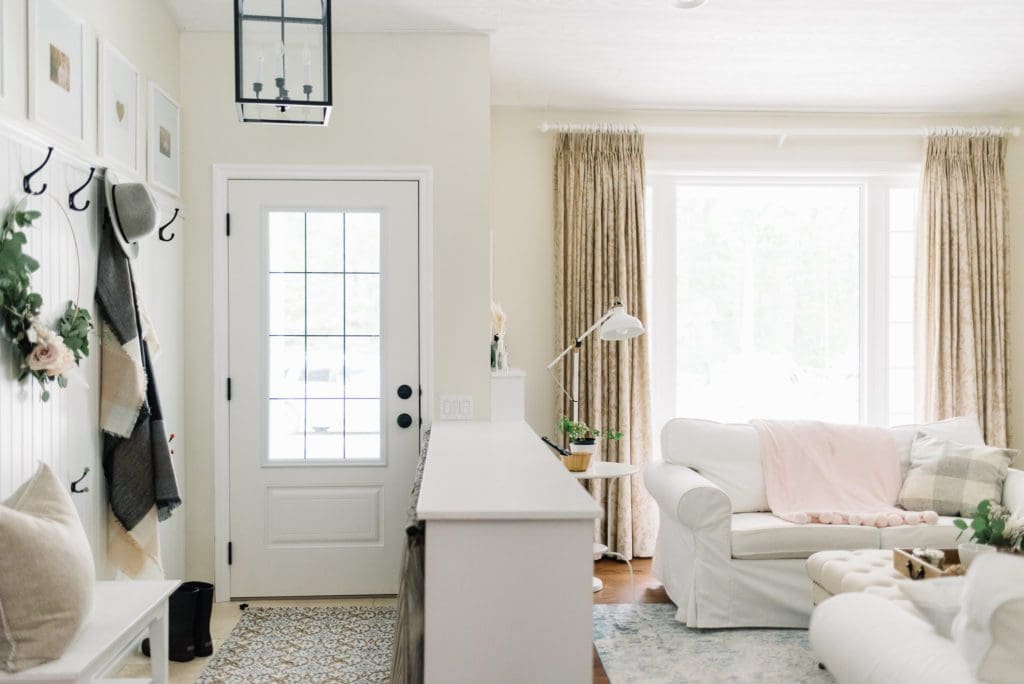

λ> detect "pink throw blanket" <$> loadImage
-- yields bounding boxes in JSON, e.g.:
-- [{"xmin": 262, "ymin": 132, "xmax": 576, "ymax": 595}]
[{"xmin": 752, "ymin": 420, "xmax": 937, "ymax": 527}]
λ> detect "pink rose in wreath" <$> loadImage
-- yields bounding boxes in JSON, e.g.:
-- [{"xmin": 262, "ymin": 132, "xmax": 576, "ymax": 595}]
[{"xmin": 26, "ymin": 331, "xmax": 76, "ymax": 377}]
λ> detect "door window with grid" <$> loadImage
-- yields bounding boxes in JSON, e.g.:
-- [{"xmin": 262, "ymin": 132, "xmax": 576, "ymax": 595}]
[{"xmin": 266, "ymin": 211, "xmax": 382, "ymax": 461}]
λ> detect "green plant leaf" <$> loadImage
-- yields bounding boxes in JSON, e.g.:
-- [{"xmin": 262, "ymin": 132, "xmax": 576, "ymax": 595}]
[{"xmin": 953, "ymin": 519, "xmax": 968, "ymax": 530}]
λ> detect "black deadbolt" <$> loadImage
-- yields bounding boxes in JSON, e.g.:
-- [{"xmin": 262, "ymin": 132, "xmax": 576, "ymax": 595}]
[
  {"xmin": 397, "ymin": 413, "xmax": 413, "ymax": 428},
  {"xmin": 397, "ymin": 384, "xmax": 413, "ymax": 399}
]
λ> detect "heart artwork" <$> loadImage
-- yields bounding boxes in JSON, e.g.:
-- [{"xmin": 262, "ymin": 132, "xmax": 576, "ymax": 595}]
[{"xmin": 115, "ymin": 101, "xmax": 126, "ymax": 122}]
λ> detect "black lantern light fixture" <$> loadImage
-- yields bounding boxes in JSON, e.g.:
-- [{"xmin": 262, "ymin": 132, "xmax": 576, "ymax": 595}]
[{"xmin": 234, "ymin": 0, "xmax": 332, "ymax": 125}]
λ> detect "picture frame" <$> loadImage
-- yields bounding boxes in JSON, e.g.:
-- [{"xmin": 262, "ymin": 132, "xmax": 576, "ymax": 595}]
[
  {"xmin": 28, "ymin": 0, "xmax": 86, "ymax": 144},
  {"xmin": 98, "ymin": 40, "xmax": 140, "ymax": 173},
  {"xmin": 148, "ymin": 82, "xmax": 180, "ymax": 196}
]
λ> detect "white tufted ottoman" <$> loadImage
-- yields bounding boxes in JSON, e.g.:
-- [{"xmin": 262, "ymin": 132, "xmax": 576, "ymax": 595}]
[{"xmin": 806, "ymin": 549, "xmax": 914, "ymax": 611}]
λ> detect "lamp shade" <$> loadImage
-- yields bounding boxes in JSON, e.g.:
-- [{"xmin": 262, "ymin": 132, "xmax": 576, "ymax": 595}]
[{"xmin": 599, "ymin": 305, "xmax": 645, "ymax": 341}]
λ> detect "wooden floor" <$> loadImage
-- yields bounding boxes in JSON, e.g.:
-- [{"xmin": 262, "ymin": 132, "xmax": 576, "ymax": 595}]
[{"xmin": 592, "ymin": 557, "xmax": 671, "ymax": 683}]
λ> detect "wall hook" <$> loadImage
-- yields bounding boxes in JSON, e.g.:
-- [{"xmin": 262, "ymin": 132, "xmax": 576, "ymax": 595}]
[
  {"xmin": 158, "ymin": 208, "xmax": 179, "ymax": 242},
  {"xmin": 70, "ymin": 466, "xmax": 90, "ymax": 494},
  {"xmin": 68, "ymin": 166, "xmax": 96, "ymax": 212},
  {"xmin": 68, "ymin": 166, "xmax": 96, "ymax": 211},
  {"xmin": 23, "ymin": 146, "xmax": 55, "ymax": 196}
]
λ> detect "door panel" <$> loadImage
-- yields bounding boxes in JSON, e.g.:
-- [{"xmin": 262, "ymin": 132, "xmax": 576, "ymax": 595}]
[{"xmin": 228, "ymin": 179, "xmax": 420, "ymax": 597}]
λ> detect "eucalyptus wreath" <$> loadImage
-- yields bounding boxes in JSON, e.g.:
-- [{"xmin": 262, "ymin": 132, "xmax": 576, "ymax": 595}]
[{"xmin": 0, "ymin": 199, "xmax": 92, "ymax": 401}]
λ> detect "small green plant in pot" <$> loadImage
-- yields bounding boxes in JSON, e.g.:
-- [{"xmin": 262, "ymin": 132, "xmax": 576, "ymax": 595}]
[{"xmin": 557, "ymin": 417, "xmax": 623, "ymax": 472}]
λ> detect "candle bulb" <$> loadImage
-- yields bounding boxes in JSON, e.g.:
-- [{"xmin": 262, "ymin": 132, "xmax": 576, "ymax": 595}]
[
  {"xmin": 256, "ymin": 50, "xmax": 265, "ymax": 83},
  {"xmin": 303, "ymin": 44, "xmax": 312, "ymax": 84},
  {"xmin": 275, "ymin": 41, "xmax": 286, "ymax": 80}
]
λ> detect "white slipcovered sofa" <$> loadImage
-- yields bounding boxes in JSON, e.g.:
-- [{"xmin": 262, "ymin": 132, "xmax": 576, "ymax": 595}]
[{"xmin": 645, "ymin": 416, "xmax": 1024, "ymax": 628}]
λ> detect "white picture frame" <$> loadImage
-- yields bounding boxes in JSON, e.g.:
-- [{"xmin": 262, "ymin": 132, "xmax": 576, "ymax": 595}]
[
  {"xmin": 28, "ymin": 0, "xmax": 85, "ymax": 143},
  {"xmin": 98, "ymin": 40, "xmax": 140, "ymax": 173},
  {"xmin": 148, "ymin": 82, "xmax": 180, "ymax": 196}
]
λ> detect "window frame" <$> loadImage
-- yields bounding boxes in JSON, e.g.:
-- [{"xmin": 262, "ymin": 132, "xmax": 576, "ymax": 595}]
[{"xmin": 646, "ymin": 166, "xmax": 919, "ymax": 430}]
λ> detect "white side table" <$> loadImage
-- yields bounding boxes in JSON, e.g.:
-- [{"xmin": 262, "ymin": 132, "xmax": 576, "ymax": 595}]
[{"xmin": 572, "ymin": 460, "xmax": 641, "ymax": 592}]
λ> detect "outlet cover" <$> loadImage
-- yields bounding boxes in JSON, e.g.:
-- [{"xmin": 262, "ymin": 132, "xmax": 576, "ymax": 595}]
[{"xmin": 440, "ymin": 394, "xmax": 474, "ymax": 420}]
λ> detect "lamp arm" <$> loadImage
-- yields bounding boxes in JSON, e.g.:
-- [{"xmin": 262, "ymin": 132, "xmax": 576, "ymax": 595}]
[{"xmin": 545, "ymin": 308, "xmax": 615, "ymax": 370}]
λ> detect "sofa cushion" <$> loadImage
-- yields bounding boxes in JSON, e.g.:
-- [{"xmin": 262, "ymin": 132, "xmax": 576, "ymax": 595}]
[
  {"xmin": 662, "ymin": 418, "xmax": 767, "ymax": 513},
  {"xmin": 890, "ymin": 416, "xmax": 986, "ymax": 478},
  {"xmin": 878, "ymin": 516, "xmax": 963, "ymax": 550},
  {"xmin": 952, "ymin": 553, "xmax": 1024, "ymax": 684},
  {"xmin": 731, "ymin": 513, "xmax": 880, "ymax": 560},
  {"xmin": 898, "ymin": 434, "xmax": 1015, "ymax": 516}
]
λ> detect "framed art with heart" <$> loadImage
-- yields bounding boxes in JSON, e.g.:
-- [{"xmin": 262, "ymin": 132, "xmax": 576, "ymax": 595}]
[
  {"xmin": 28, "ymin": 0, "xmax": 86, "ymax": 144},
  {"xmin": 99, "ymin": 40, "xmax": 140, "ymax": 173}
]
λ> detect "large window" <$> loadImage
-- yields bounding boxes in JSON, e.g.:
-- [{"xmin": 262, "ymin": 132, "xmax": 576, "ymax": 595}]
[{"xmin": 648, "ymin": 174, "xmax": 918, "ymax": 429}]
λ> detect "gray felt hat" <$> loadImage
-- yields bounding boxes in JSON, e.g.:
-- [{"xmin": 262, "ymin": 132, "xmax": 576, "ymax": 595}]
[{"xmin": 104, "ymin": 170, "xmax": 157, "ymax": 260}]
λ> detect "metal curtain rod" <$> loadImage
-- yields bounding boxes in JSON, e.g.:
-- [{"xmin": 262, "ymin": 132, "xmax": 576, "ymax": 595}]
[{"xmin": 539, "ymin": 122, "xmax": 1022, "ymax": 140}]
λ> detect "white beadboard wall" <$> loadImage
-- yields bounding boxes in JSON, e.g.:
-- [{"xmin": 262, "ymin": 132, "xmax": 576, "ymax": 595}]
[{"xmin": 0, "ymin": 129, "xmax": 186, "ymax": 580}]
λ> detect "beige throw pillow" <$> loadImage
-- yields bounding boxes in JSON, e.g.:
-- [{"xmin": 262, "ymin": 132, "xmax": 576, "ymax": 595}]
[
  {"xmin": 0, "ymin": 464, "xmax": 95, "ymax": 672},
  {"xmin": 898, "ymin": 433, "xmax": 1016, "ymax": 516}
]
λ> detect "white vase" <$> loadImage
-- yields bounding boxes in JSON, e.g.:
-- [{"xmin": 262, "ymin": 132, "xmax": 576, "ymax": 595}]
[{"xmin": 958, "ymin": 542, "xmax": 996, "ymax": 568}]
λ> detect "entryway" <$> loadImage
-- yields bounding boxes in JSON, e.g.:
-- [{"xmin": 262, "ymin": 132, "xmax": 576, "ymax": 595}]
[{"xmin": 225, "ymin": 178, "xmax": 422, "ymax": 598}]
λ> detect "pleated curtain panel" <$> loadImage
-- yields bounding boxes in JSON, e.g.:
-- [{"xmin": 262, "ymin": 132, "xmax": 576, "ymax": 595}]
[
  {"xmin": 917, "ymin": 132, "xmax": 1010, "ymax": 446},
  {"xmin": 554, "ymin": 129, "xmax": 656, "ymax": 558}
]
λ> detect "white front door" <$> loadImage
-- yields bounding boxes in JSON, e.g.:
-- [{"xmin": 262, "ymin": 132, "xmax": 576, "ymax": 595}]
[{"xmin": 227, "ymin": 179, "xmax": 421, "ymax": 597}]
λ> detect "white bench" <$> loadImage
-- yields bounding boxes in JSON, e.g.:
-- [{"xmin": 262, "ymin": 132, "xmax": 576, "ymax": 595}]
[{"xmin": 0, "ymin": 580, "xmax": 179, "ymax": 683}]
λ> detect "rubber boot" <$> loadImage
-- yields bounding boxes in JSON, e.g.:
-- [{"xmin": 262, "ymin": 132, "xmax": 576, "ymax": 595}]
[
  {"xmin": 142, "ymin": 585, "xmax": 200, "ymax": 662},
  {"xmin": 184, "ymin": 581, "xmax": 215, "ymax": 657}
]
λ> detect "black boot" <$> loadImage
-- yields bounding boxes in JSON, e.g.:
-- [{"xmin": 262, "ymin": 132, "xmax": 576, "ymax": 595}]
[
  {"xmin": 184, "ymin": 581, "xmax": 215, "ymax": 657},
  {"xmin": 142, "ymin": 585, "xmax": 200, "ymax": 662}
]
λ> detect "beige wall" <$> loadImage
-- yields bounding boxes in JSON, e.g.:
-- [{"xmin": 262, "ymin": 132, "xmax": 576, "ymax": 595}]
[
  {"xmin": 492, "ymin": 108, "xmax": 1024, "ymax": 444},
  {"xmin": 180, "ymin": 32, "xmax": 492, "ymax": 582},
  {"xmin": 1, "ymin": 0, "xmax": 181, "ymax": 160}
]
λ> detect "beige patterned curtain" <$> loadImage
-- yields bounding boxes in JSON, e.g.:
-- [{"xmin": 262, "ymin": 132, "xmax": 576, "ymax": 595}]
[
  {"xmin": 917, "ymin": 133, "xmax": 1009, "ymax": 446},
  {"xmin": 554, "ymin": 129, "xmax": 655, "ymax": 558}
]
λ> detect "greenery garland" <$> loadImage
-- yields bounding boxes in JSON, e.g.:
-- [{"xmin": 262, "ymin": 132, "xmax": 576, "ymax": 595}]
[{"xmin": 0, "ymin": 204, "xmax": 92, "ymax": 401}]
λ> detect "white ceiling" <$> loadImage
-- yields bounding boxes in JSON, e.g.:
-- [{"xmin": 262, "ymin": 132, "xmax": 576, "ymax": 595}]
[{"xmin": 166, "ymin": 0, "xmax": 1024, "ymax": 113}]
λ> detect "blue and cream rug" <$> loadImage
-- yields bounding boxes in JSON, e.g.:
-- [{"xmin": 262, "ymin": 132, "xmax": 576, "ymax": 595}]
[
  {"xmin": 197, "ymin": 606, "xmax": 394, "ymax": 683},
  {"xmin": 594, "ymin": 604, "xmax": 833, "ymax": 683}
]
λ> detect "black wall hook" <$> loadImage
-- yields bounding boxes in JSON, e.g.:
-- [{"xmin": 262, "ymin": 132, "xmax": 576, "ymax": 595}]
[
  {"xmin": 158, "ymin": 208, "xmax": 179, "ymax": 242},
  {"xmin": 70, "ymin": 466, "xmax": 90, "ymax": 494},
  {"xmin": 23, "ymin": 146, "xmax": 54, "ymax": 196},
  {"xmin": 68, "ymin": 166, "xmax": 96, "ymax": 211}
]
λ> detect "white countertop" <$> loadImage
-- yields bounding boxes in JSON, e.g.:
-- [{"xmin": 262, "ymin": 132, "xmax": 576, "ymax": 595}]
[{"xmin": 417, "ymin": 421, "xmax": 603, "ymax": 521}]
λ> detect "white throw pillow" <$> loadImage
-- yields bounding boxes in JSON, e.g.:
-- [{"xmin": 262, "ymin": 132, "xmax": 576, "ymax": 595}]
[
  {"xmin": 898, "ymin": 433, "xmax": 1015, "ymax": 516},
  {"xmin": 890, "ymin": 416, "xmax": 986, "ymax": 478},
  {"xmin": 952, "ymin": 553, "xmax": 1024, "ymax": 684},
  {"xmin": 0, "ymin": 464, "xmax": 95, "ymax": 672},
  {"xmin": 900, "ymin": 576, "xmax": 964, "ymax": 637}
]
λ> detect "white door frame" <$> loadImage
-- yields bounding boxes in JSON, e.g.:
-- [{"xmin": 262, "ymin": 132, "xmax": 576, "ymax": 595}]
[{"xmin": 211, "ymin": 164, "xmax": 434, "ymax": 601}]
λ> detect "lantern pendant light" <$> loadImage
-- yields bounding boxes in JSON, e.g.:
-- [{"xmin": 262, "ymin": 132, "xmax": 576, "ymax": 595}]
[{"xmin": 234, "ymin": 0, "xmax": 332, "ymax": 125}]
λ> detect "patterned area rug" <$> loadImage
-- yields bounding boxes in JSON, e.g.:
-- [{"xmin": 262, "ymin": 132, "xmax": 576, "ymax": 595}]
[
  {"xmin": 593, "ymin": 604, "xmax": 833, "ymax": 683},
  {"xmin": 197, "ymin": 606, "xmax": 395, "ymax": 683}
]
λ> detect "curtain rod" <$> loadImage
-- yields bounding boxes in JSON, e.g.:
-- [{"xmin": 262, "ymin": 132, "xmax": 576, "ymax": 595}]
[{"xmin": 538, "ymin": 122, "xmax": 1022, "ymax": 144}]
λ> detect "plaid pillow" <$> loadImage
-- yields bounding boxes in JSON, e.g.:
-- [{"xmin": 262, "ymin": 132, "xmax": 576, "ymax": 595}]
[{"xmin": 898, "ymin": 433, "xmax": 1017, "ymax": 516}]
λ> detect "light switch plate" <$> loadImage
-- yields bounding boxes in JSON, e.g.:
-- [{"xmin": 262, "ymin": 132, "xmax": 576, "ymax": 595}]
[{"xmin": 440, "ymin": 394, "xmax": 474, "ymax": 420}]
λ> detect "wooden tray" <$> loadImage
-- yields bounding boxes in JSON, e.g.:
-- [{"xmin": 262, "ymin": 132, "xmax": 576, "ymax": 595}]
[{"xmin": 894, "ymin": 548, "xmax": 963, "ymax": 579}]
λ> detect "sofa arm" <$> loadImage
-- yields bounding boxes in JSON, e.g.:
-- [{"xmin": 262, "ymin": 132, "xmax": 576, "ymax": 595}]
[
  {"xmin": 644, "ymin": 460, "xmax": 732, "ymax": 531},
  {"xmin": 1004, "ymin": 468, "xmax": 1024, "ymax": 513},
  {"xmin": 810, "ymin": 593, "xmax": 975, "ymax": 683}
]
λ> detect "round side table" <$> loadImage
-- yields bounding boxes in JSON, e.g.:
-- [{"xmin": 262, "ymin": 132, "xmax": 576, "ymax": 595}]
[{"xmin": 572, "ymin": 460, "xmax": 641, "ymax": 592}]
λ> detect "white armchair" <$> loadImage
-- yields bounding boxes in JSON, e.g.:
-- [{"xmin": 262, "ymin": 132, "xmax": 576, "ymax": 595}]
[{"xmin": 646, "ymin": 416, "xmax": 1014, "ymax": 628}]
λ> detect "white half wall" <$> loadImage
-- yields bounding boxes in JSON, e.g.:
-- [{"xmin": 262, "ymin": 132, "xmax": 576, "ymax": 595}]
[
  {"xmin": 179, "ymin": 32, "xmax": 492, "ymax": 583},
  {"xmin": 491, "ymin": 108, "xmax": 1024, "ymax": 445}
]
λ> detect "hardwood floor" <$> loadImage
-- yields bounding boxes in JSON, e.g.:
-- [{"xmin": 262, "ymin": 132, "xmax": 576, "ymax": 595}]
[{"xmin": 592, "ymin": 558, "xmax": 671, "ymax": 683}]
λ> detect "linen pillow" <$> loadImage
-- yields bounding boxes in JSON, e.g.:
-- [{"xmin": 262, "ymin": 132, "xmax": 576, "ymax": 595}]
[
  {"xmin": 897, "ymin": 433, "xmax": 1015, "ymax": 516},
  {"xmin": 952, "ymin": 553, "xmax": 1024, "ymax": 684},
  {"xmin": 900, "ymin": 576, "xmax": 964, "ymax": 637},
  {"xmin": 0, "ymin": 463, "xmax": 95, "ymax": 672}
]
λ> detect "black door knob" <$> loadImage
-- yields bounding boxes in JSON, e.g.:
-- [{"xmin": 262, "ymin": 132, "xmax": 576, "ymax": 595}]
[
  {"xmin": 397, "ymin": 384, "xmax": 413, "ymax": 399},
  {"xmin": 397, "ymin": 413, "xmax": 413, "ymax": 428}
]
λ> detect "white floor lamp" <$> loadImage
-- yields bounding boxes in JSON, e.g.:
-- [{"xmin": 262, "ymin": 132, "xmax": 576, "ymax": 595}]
[{"xmin": 547, "ymin": 300, "xmax": 645, "ymax": 424}]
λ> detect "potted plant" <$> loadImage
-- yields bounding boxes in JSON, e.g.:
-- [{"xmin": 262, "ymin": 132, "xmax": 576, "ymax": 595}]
[
  {"xmin": 953, "ymin": 499, "xmax": 1023, "ymax": 565},
  {"xmin": 557, "ymin": 416, "xmax": 623, "ymax": 472}
]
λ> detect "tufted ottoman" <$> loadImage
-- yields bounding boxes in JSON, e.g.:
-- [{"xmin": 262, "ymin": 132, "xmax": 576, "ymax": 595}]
[{"xmin": 806, "ymin": 549, "xmax": 914, "ymax": 611}]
